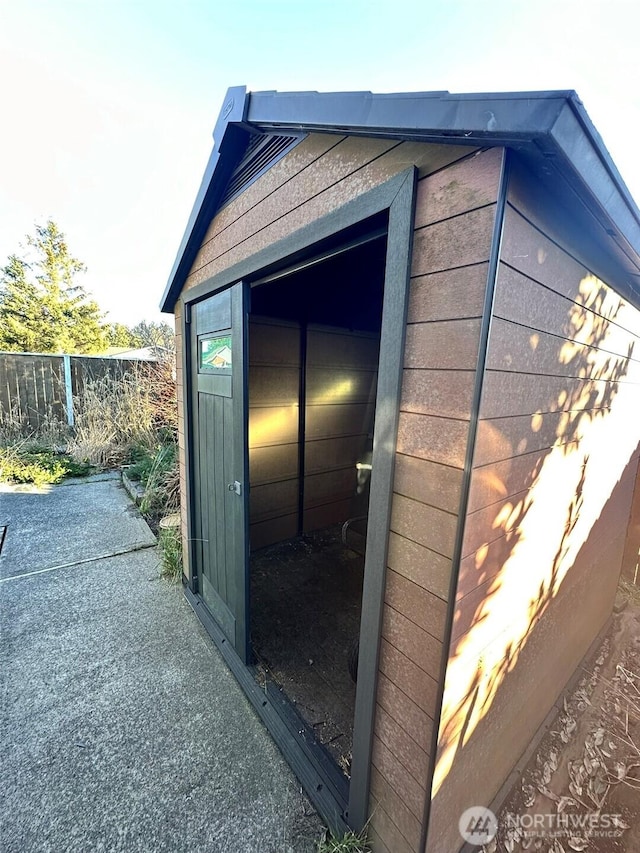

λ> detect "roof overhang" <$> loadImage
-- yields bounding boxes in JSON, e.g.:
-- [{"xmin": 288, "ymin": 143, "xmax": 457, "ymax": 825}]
[{"xmin": 160, "ymin": 86, "xmax": 640, "ymax": 313}]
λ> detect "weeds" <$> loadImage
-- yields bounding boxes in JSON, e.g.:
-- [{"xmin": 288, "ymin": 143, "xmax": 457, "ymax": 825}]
[
  {"xmin": 138, "ymin": 442, "xmax": 180, "ymax": 518},
  {"xmin": 1, "ymin": 360, "xmax": 179, "ymax": 508},
  {"xmin": 1, "ymin": 358, "xmax": 182, "ymax": 580},
  {"xmin": 0, "ymin": 402, "xmax": 69, "ymax": 449},
  {"xmin": 127, "ymin": 445, "xmax": 157, "ymax": 483},
  {"xmin": 317, "ymin": 830, "xmax": 371, "ymax": 853},
  {"xmin": 0, "ymin": 442, "xmax": 91, "ymax": 486},
  {"xmin": 158, "ymin": 521, "xmax": 182, "ymax": 582}
]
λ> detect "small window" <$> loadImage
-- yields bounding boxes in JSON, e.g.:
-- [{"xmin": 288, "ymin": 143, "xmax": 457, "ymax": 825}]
[{"xmin": 199, "ymin": 333, "xmax": 232, "ymax": 372}]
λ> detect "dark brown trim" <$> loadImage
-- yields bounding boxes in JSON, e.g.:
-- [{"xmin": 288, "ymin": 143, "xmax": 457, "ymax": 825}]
[
  {"xmin": 180, "ymin": 301, "xmax": 198, "ymax": 595},
  {"xmin": 162, "ymin": 87, "xmax": 640, "ymax": 315},
  {"xmin": 232, "ymin": 281, "xmax": 251, "ymax": 663},
  {"xmin": 184, "ymin": 584, "xmax": 351, "ymax": 835},
  {"xmin": 252, "ymin": 226, "xmax": 388, "ymax": 286},
  {"xmin": 348, "ymin": 167, "xmax": 418, "ymax": 831},
  {"xmin": 419, "ymin": 148, "xmax": 511, "ymax": 852}
]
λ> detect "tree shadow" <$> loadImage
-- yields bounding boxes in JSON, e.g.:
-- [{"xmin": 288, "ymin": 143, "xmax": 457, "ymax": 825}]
[{"xmin": 432, "ymin": 269, "xmax": 640, "ymax": 806}]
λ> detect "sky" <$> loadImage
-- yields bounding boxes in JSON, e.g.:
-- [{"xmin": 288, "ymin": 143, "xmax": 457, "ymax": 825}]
[{"xmin": 0, "ymin": 0, "xmax": 638, "ymax": 327}]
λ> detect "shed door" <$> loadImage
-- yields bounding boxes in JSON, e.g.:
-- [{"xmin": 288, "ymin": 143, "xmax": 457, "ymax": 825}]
[{"xmin": 191, "ymin": 283, "xmax": 250, "ymax": 662}]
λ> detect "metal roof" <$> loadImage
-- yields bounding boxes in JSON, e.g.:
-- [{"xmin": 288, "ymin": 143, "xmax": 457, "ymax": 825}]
[{"xmin": 160, "ymin": 86, "xmax": 640, "ymax": 313}]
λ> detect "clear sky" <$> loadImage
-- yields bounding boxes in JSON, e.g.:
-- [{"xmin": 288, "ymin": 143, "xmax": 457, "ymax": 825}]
[{"xmin": 0, "ymin": 0, "xmax": 638, "ymax": 326}]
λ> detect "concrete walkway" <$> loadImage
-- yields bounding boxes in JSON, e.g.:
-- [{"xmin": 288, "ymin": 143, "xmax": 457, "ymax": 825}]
[{"xmin": 0, "ymin": 474, "xmax": 322, "ymax": 853}]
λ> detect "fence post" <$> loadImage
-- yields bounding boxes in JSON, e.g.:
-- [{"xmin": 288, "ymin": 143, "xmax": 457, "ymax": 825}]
[{"xmin": 63, "ymin": 355, "xmax": 74, "ymax": 427}]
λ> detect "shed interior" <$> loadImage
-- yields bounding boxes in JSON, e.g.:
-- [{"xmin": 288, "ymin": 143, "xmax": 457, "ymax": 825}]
[{"xmin": 247, "ymin": 230, "xmax": 387, "ymax": 776}]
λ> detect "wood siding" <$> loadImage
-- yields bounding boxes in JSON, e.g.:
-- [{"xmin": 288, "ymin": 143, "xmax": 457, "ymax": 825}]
[
  {"xmin": 621, "ymin": 457, "xmax": 640, "ymax": 581},
  {"xmin": 304, "ymin": 325, "xmax": 378, "ymax": 532},
  {"xmin": 371, "ymin": 147, "xmax": 504, "ymax": 851},
  {"xmin": 427, "ymin": 162, "xmax": 640, "ymax": 852},
  {"xmin": 248, "ymin": 317, "xmax": 301, "ymax": 549},
  {"xmin": 173, "ymin": 132, "xmax": 504, "ymax": 853},
  {"xmin": 176, "ymin": 132, "xmax": 476, "ymax": 573},
  {"xmin": 247, "ymin": 319, "xmax": 378, "ymax": 549}
]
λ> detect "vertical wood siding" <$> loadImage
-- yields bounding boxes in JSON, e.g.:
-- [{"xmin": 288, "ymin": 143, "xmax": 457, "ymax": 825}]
[
  {"xmin": 173, "ymin": 132, "xmax": 501, "ymax": 853},
  {"xmin": 426, "ymin": 162, "xmax": 640, "ymax": 852}
]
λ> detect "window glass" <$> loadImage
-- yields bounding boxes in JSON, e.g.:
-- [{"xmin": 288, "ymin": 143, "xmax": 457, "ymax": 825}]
[{"xmin": 200, "ymin": 334, "xmax": 232, "ymax": 371}]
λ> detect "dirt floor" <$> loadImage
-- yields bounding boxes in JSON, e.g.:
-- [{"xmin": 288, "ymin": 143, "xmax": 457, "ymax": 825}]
[
  {"xmin": 488, "ymin": 580, "xmax": 640, "ymax": 853},
  {"xmin": 249, "ymin": 525, "xmax": 364, "ymax": 776}
]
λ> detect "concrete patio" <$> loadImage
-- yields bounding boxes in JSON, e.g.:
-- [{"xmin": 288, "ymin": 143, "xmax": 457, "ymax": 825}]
[{"xmin": 0, "ymin": 473, "xmax": 322, "ymax": 853}]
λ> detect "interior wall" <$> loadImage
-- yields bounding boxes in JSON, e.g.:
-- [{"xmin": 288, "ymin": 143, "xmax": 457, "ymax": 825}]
[
  {"xmin": 248, "ymin": 316, "xmax": 301, "ymax": 550},
  {"xmin": 304, "ymin": 324, "xmax": 378, "ymax": 532},
  {"xmin": 247, "ymin": 318, "xmax": 380, "ymax": 550},
  {"xmin": 426, "ymin": 160, "xmax": 640, "ymax": 852}
]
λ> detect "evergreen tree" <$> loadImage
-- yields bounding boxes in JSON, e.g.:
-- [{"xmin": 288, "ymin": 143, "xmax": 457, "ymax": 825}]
[
  {"xmin": 0, "ymin": 220, "xmax": 107, "ymax": 354},
  {"xmin": 106, "ymin": 322, "xmax": 144, "ymax": 348},
  {"xmin": 0, "ymin": 254, "xmax": 44, "ymax": 352}
]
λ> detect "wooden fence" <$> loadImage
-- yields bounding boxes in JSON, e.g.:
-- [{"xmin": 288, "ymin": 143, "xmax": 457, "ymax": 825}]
[{"xmin": 0, "ymin": 351, "xmax": 156, "ymax": 431}]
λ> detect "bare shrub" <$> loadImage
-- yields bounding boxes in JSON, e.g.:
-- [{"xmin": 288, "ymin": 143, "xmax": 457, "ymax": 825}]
[
  {"xmin": 68, "ymin": 362, "xmax": 177, "ymax": 467},
  {"xmin": 142, "ymin": 359, "xmax": 178, "ymax": 436}
]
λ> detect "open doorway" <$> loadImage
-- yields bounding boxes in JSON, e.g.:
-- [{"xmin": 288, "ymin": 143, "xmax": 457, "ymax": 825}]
[
  {"xmin": 184, "ymin": 170, "xmax": 416, "ymax": 831},
  {"xmin": 247, "ymin": 229, "xmax": 387, "ymax": 782}
]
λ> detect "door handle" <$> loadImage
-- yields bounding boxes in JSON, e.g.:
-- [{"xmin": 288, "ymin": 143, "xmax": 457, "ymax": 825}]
[{"xmin": 228, "ymin": 481, "xmax": 242, "ymax": 496}]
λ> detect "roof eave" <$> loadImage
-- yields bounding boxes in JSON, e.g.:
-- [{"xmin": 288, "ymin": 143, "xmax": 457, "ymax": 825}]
[
  {"xmin": 160, "ymin": 88, "xmax": 640, "ymax": 314},
  {"xmin": 548, "ymin": 95, "xmax": 640, "ymax": 269},
  {"xmin": 245, "ymin": 88, "xmax": 574, "ymax": 140},
  {"xmin": 160, "ymin": 86, "xmax": 249, "ymax": 314}
]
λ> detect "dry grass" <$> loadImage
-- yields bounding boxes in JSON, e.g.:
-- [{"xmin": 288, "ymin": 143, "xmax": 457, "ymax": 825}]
[
  {"xmin": 620, "ymin": 577, "xmax": 640, "ymax": 608},
  {"xmin": 158, "ymin": 523, "xmax": 182, "ymax": 582},
  {"xmin": 139, "ymin": 442, "xmax": 180, "ymax": 518},
  {"xmin": 67, "ymin": 362, "xmax": 176, "ymax": 467},
  {"xmin": 1, "ymin": 361, "xmax": 177, "ymax": 469},
  {"xmin": 491, "ymin": 597, "xmax": 640, "ymax": 853},
  {"xmin": 0, "ymin": 401, "xmax": 69, "ymax": 448},
  {"xmin": 1, "ymin": 360, "xmax": 179, "ymax": 501}
]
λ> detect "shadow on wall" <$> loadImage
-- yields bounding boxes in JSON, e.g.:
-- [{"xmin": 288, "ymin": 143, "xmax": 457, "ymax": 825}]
[{"xmin": 432, "ymin": 271, "xmax": 640, "ymax": 805}]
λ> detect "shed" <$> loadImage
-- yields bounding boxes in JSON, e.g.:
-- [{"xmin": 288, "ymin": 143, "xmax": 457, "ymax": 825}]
[{"xmin": 160, "ymin": 87, "xmax": 640, "ymax": 853}]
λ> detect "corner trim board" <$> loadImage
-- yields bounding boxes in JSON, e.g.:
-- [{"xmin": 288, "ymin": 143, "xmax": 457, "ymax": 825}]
[
  {"xmin": 348, "ymin": 167, "xmax": 418, "ymax": 831},
  {"xmin": 419, "ymin": 148, "xmax": 511, "ymax": 852}
]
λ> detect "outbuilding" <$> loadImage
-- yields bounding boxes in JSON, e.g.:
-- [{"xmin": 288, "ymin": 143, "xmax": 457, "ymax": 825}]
[{"xmin": 160, "ymin": 87, "xmax": 640, "ymax": 853}]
